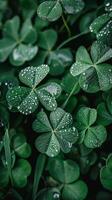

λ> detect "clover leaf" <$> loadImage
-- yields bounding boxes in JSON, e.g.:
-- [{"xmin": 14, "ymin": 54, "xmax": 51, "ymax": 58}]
[
  {"xmin": 47, "ymin": 158, "xmax": 88, "ymax": 200},
  {"xmin": 70, "ymin": 41, "xmax": 112, "ymax": 92},
  {"xmin": 11, "ymin": 133, "xmax": 31, "ymax": 158},
  {"xmin": 37, "ymin": 0, "xmax": 84, "ymax": 22},
  {"xmin": 0, "ymin": 16, "xmax": 38, "ymax": 65},
  {"xmin": 37, "ymin": 1, "xmax": 62, "ymax": 22},
  {"xmin": 32, "ymin": 108, "xmax": 78, "ymax": 157},
  {"xmin": 48, "ymin": 158, "xmax": 80, "ymax": 183},
  {"xmin": 90, "ymin": 13, "xmax": 112, "ymax": 46},
  {"xmin": 6, "ymin": 65, "xmax": 58, "ymax": 114},
  {"xmin": 97, "ymin": 102, "xmax": 112, "ymax": 126},
  {"xmin": 61, "ymin": 0, "xmax": 85, "ymax": 14},
  {"xmin": 76, "ymin": 107, "xmax": 107, "ymax": 148},
  {"xmin": 0, "ymin": 159, "xmax": 31, "ymax": 188},
  {"xmin": 100, "ymin": 154, "xmax": 112, "ymax": 191}
]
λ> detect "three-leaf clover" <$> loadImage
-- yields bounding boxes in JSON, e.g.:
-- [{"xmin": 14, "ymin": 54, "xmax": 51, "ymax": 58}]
[
  {"xmin": 100, "ymin": 154, "xmax": 112, "ymax": 191},
  {"xmin": 47, "ymin": 158, "xmax": 88, "ymax": 200},
  {"xmin": 6, "ymin": 65, "xmax": 58, "ymax": 115},
  {"xmin": 32, "ymin": 107, "xmax": 78, "ymax": 157},
  {"xmin": 35, "ymin": 28, "xmax": 73, "ymax": 75},
  {"xmin": 70, "ymin": 41, "xmax": 112, "ymax": 92},
  {"xmin": 37, "ymin": 0, "xmax": 85, "ymax": 22},
  {"xmin": 76, "ymin": 107, "xmax": 107, "ymax": 148},
  {"xmin": 0, "ymin": 130, "xmax": 31, "ymax": 188},
  {"xmin": 0, "ymin": 159, "xmax": 31, "ymax": 188},
  {"xmin": 0, "ymin": 16, "xmax": 38, "ymax": 65}
]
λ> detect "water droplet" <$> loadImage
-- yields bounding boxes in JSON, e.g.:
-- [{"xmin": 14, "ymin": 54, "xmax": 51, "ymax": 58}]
[{"xmin": 53, "ymin": 192, "xmax": 60, "ymax": 199}]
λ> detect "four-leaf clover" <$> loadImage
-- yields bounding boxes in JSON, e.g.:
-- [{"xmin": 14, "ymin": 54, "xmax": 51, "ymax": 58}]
[{"xmin": 32, "ymin": 107, "xmax": 78, "ymax": 157}]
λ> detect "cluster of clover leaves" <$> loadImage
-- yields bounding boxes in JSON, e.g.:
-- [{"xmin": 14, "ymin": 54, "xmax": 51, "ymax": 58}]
[{"xmin": 0, "ymin": 0, "xmax": 112, "ymax": 200}]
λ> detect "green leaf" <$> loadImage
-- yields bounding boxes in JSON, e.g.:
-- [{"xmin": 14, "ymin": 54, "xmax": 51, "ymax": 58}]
[
  {"xmin": 33, "ymin": 108, "xmax": 78, "ymax": 157},
  {"xmin": 0, "ymin": 38, "xmax": 16, "ymax": 62},
  {"xmin": 106, "ymin": 92, "xmax": 112, "ymax": 115},
  {"xmin": 10, "ymin": 44, "xmax": 38, "ymax": 66},
  {"xmin": 84, "ymin": 125, "xmax": 107, "ymax": 148},
  {"xmin": 37, "ymin": 1, "xmax": 62, "ymax": 22},
  {"xmin": 38, "ymin": 29, "xmax": 57, "ymax": 50},
  {"xmin": 32, "ymin": 154, "xmax": 46, "ymax": 200},
  {"xmin": 37, "ymin": 89, "xmax": 57, "ymax": 111},
  {"xmin": 0, "ymin": 165, "xmax": 9, "ymax": 187},
  {"xmin": 70, "ymin": 46, "xmax": 92, "ymax": 77},
  {"xmin": 19, "ymin": 65, "xmax": 49, "ymax": 88},
  {"xmin": 61, "ymin": 0, "xmax": 85, "ymax": 14},
  {"xmin": 62, "ymin": 180, "xmax": 88, "ymax": 200},
  {"xmin": 42, "ymin": 82, "xmax": 62, "ymax": 98},
  {"xmin": 100, "ymin": 154, "xmax": 112, "ymax": 191},
  {"xmin": 7, "ymin": 66, "xmax": 58, "ymax": 114},
  {"xmin": 20, "ymin": 18, "xmax": 37, "ymax": 44},
  {"xmin": 90, "ymin": 14, "xmax": 110, "ymax": 34},
  {"xmin": 49, "ymin": 48, "xmax": 73, "ymax": 76},
  {"xmin": 70, "ymin": 42, "xmax": 112, "ymax": 92},
  {"xmin": 62, "ymin": 73, "xmax": 80, "ymax": 94},
  {"xmin": 97, "ymin": 102, "xmax": 112, "ymax": 126},
  {"xmin": 48, "ymin": 158, "xmax": 80, "ymax": 183},
  {"xmin": 76, "ymin": 107, "xmax": 107, "ymax": 148},
  {"xmin": 12, "ymin": 134, "xmax": 31, "ymax": 158},
  {"xmin": 3, "ymin": 16, "xmax": 20, "ymax": 40},
  {"xmin": 76, "ymin": 107, "xmax": 97, "ymax": 129},
  {"xmin": 12, "ymin": 159, "xmax": 31, "ymax": 188},
  {"xmin": 6, "ymin": 86, "xmax": 39, "ymax": 115}
]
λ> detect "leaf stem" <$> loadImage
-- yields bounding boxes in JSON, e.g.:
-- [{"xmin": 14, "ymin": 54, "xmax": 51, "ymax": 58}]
[
  {"xmin": 32, "ymin": 154, "xmax": 47, "ymax": 200},
  {"xmin": 57, "ymin": 31, "xmax": 90, "ymax": 50},
  {"xmin": 62, "ymin": 83, "xmax": 77, "ymax": 109},
  {"xmin": 61, "ymin": 14, "xmax": 71, "ymax": 37},
  {"xmin": 4, "ymin": 129, "xmax": 13, "ymax": 185}
]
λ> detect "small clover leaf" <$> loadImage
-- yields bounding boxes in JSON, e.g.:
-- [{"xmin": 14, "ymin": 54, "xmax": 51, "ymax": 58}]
[
  {"xmin": 61, "ymin": 0, "xmax": 85, "ymax": 14},
  {"xmin": 97, "ymin": 102, "xmax": 112, "ymax": 126},
  {"xmin": 62, "ymin": 180, "xmax": 88, "ymax": 200},
  {"xmin": 6, "ymin": 65, "xmax": 58, "ymax": 114},
  {"xmin": 11, "ymin": 134, "xmax": 31, "ymax": 158},
  {"xmin": 0, "ymin": 159, "xmax": 31, "ymax": 188},
  {"xmin": 70, "ymin": 41, "xmax": 112, "ymax": 92},
  {"xmin": 100, "ymin": 154, "xmax": 112, "ymax": 191},
  {"xmin": 32, "ymin": 108, "xmax": 78, "ymax": 157},
  {"xmin": 0, "ymin": 16, "xmax": 38, "ymax": 65},
  {"xmin": 76, "ymin": 107, "xmax": 107, "ymax": 148},
  {"xmin": 37, "ymin": 1, "xmax": 62, "ymax": 22}
]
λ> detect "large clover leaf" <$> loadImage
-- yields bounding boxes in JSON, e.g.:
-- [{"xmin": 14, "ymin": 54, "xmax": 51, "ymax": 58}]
[
  {"xmin": 100, "ymin": 154, "xmax": 112, "ymax": 191},
  {"xmin": 90, "ymin": 13, "xmax": 112, "ymax": 46},
  {"xmin": 47, "ymin": 158, "xmax": 88, "ymax": 200},
  {"xmin": 76, "ymin": 107, "xmax": 107, "ymax": 148},
  {"xmin": 32, "ymin": 108, "xmax": 78, "ymax": 157},
  {"xmin": 70, "ymin": 41, "xmax": 112, "ymax": 92},
  {"xmin": 37, "ymin": 0, "xmax": 84, "ymax": 22},
  {"xmin": 0, "ymin": 16, "xmax": 38, "ymax": 65},
  {"xmin": 6, "ymin": 65, "xmax": 58, "ymax": 115}
]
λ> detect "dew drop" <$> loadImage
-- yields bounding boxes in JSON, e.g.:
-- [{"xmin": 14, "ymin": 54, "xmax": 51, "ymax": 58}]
[{"xmin": 53, "ymin": 192, "xmax": 60, "ymax": 199}]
